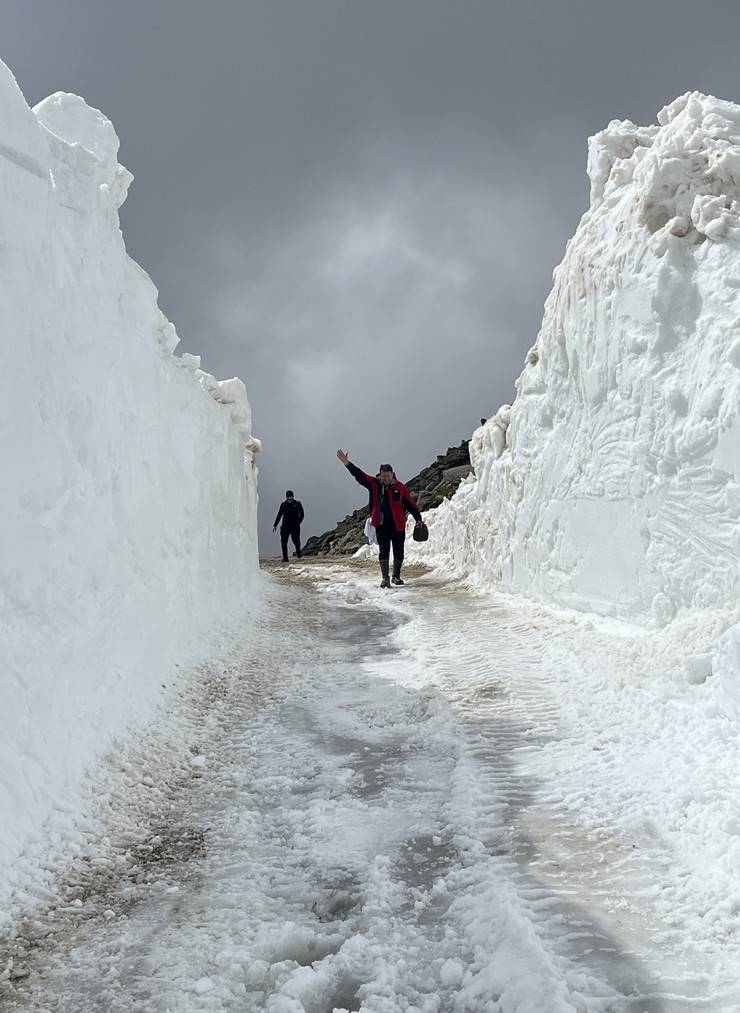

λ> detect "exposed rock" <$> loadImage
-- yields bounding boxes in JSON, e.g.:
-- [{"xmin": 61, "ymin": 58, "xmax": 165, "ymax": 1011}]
[
  {"xmin": 303, "ymin": 440, "xmax": 471, "ymax": 556},
  {"xmin": 441, "ymin": 464, "xmax": 472, "ymax": 484}
]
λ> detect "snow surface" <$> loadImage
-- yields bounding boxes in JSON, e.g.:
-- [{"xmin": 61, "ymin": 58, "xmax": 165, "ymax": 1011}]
[
  {"xmin": 410, "ymin": 92, "xmax": 740, "ymax": 714},
  {"xmin": 7, "ymin": 566, "xmax": 740, "ymax": 1011},
  {"xmin": 0, "ymin": 59, "xmax": 260, "ymax": 912}
]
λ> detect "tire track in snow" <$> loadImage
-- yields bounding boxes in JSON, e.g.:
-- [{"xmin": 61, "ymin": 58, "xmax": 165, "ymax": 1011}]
[
  {"xmin": 1, "ymin": 581, "xmax": 324, "ymax": 1011},
  {"xmin": 6, "ymin": 564, "xmax": 740, "ymax": 1012},
  {"xmin": 386, "ymin": 578, "xmax": 740, "ymax": 1012},
  {"xmin": 2, "ymin": 574, "xmax": 503, "ymax": 1011}
]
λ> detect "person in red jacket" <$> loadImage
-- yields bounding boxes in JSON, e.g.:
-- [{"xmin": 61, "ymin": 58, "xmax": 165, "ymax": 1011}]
[{"xmin": 336, "ymin": 450, "xmax": 423, "ymax": 588}]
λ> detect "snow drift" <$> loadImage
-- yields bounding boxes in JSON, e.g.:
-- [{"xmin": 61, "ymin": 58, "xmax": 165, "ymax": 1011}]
[
  {"xmin": 414, "ymin": 93, "xmax": 740, "ymax": 696},
  {"xmin": 0, "ymin": 60, "xmax": 260, "ymax": 902}
]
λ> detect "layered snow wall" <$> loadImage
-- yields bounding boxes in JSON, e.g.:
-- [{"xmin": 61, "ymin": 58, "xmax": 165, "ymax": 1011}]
[
  {"xmin": 0, "ymin": 60, "xmax": 260, "ymax": 901},
  {"xmin": 415, "ymin": 93, "xmax": 740, "ymax": 690}
]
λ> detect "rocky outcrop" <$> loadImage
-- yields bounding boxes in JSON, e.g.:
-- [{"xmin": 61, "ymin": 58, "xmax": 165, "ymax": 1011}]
[{"xmin": 303, "ymin": 441, "xmax": 471, "ymax": 556}]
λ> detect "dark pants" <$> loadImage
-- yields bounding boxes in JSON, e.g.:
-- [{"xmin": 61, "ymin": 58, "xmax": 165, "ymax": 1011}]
[
  {"xmin": 281, "ymin": 524, "xmax": 301, "ymax": 561},
  {"xmin": 376, "ymin": 525, "xmax": 405, "ymax": 567}
]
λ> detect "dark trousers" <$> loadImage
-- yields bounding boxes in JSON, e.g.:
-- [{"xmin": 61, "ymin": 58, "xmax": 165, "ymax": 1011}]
[
  {"xmin": 281, "ymin": 524, "xmax": 302, "ymax": 560},
  {"xmin": 376, "ymin": 525, "xmax": 405, "ymax": 566}
]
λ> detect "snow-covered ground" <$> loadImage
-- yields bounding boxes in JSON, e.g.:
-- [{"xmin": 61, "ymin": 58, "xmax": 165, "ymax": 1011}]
[
  {"xmin": 5, "ymin": 564, "xmax": 740, "ymax": 1012},
  {"xmin": 0, "ymin": 58, "xmax": 260, "ymax": 914}
]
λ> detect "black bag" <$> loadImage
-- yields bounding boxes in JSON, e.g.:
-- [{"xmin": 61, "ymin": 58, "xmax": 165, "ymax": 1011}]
[{"xmin": 412, "ymin": 521, "xmax": 429, "ymax": 542}]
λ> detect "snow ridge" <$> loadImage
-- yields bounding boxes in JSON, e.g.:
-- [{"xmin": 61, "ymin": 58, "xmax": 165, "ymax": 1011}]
[
  {"xmin": 0, "ymin": 60, "xmax": 260, "ymax": 909},
  {"xmin": 413, "ymin": 93, "xmax": 740, "ymax": 706}
]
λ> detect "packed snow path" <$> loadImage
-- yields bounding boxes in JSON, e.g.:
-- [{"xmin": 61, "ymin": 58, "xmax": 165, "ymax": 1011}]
[{"xmin": 4, "ymin": 563, "xmax": 740, "ymax": 1013}]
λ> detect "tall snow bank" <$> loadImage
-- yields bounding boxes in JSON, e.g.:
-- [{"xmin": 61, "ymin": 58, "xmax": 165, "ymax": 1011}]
[
  {"xmin": 0, "ymin": 61, "xmax": 260, "ymax": 901},
  {"xmin": 415, "ymin": 92, "xmax": 740, "ymax": 633}
]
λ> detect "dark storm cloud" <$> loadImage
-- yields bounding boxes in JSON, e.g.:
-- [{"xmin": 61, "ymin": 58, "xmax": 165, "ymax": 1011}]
[{"xmin": 6, "ymin": 0, "xmax": 740, "ymax": 547}]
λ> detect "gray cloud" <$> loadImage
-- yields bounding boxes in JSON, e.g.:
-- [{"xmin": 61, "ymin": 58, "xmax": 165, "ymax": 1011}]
[
  {"xmin": 6, "ymin": 0, "xmax": 740, "ymax": 547},
  {"xmin": 197, "ymin": 146, "xmax": 571, "ymax": 542}
]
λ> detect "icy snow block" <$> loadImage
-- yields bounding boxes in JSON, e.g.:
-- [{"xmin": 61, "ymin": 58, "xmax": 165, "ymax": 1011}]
[
  {"xmin": 410, "ymin": 91, "xmax": 740, "ymax": 623},
  {"xmin": 0, "ymin": 56, "xmax": 260, "ymax": 914},
  {"xmin": 35, "ymin": 92, "xmax": 133, "ymax": 210},
  {"xmin": 35, "ymin": 92, "xmax": 120, "ymax": 174}
]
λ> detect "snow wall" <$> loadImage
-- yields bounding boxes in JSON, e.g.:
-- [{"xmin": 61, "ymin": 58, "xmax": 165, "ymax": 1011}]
[
  {"xmin": 0, "ymin": 61, "xmax": 260, "ymax": 893},
  {"xmin": 413, "ymin": 94, "xmax": 740, "ymax": 691}
]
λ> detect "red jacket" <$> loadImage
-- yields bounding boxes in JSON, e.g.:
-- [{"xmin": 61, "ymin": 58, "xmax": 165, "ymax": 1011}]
[{"xmin": 346, "ymin": 462, "xmax": 422, "ymax": 533}]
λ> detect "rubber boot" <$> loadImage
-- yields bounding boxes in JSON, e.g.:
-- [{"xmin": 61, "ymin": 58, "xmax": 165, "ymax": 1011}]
[
  {"xmin": 391, "ymin": 560, "xmax": 404, "ymax": 586},
  {"xmin": 380, "ymin": 559, "xmax": 391, "ymax": 589}
]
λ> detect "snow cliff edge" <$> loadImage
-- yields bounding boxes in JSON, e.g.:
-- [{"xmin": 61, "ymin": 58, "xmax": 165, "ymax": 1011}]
[
  {"xmin": 416, "ymin": 92, "xmax": 740, "ymax": 700},
  {"xmin": 0, "ymin": 60, "xmax": 260, "ymax": 906}
]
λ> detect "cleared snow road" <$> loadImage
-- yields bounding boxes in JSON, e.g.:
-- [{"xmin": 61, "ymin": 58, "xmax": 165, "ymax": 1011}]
[{"xmin": 4, "ymin": 562, "xmax": 740, "ymax": 1012}]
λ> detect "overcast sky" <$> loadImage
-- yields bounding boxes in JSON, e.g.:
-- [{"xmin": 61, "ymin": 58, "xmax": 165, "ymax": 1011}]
[{"xmin": 6, "ymin": 0, "xmax": 740, "ymax": 550}]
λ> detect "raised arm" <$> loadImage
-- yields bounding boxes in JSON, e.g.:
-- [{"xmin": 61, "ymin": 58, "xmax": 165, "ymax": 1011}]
[{"xmin": 336, "ymin": 449, "xmax": 373, "ymax": 490}]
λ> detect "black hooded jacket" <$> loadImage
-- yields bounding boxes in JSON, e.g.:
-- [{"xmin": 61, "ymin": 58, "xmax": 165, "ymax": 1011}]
[{"xmin": 274, "ymin": 499, "xmax": 304, "ymax": 530}]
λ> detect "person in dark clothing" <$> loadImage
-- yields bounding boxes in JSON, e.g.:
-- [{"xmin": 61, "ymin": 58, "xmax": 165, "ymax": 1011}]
[
  {"xmin": 273, "ymin": 490, "xmax": 305, "ymax": 562},
  {"xmin": 336, "ymin": 450, "xmax": 423, "ymax": 588}
]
